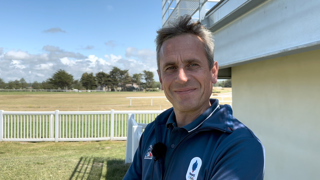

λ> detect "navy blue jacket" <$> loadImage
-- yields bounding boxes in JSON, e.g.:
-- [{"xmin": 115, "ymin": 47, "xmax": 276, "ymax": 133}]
[{"xmin": 124, "ymin": 100, "xmax": 265, "ymax": 180}]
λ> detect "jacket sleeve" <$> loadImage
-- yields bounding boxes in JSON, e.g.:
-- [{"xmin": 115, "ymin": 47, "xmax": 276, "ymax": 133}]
[
  {"xmin": 210, "ymin": 138, "xmax": 265, "ymax": 180},
  {"xmin": 123, "ymin": 134, "xmax": 144, "ymax": 180}
]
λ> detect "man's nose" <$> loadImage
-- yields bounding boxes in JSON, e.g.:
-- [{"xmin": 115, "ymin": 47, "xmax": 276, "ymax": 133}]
[{"xmin": 176, "ymin": 68, "xmax": 188, "ymax": 84}]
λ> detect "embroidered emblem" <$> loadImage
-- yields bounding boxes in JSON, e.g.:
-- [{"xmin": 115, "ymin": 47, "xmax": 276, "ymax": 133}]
[
  {"xmin": 186, "ymin": 157, "xmax": 202, "ymax": 180},
  {"xmin": 144, "ymin": 145, "xmax": 153, "ymax": 159}
]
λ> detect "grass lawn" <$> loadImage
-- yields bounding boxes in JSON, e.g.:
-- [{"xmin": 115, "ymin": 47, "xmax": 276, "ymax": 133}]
[{"xmin": 0, "ymin": 141, "xmax": 130, "ymax": 180}]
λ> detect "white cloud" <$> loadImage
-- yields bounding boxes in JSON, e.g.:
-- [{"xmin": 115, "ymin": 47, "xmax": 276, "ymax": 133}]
[
  {"xmin": 43, "ymin": 45, "xmax": 61, "ymax": 52},
  {"xmin": 35, "ymin": 73, "xmax": 45, "ymax": 77},
  {"xmin": 85, "ymin": 55, "xmax": 111, "ymax": 69},
  {"xmin": 111, "ymin": 54, "xmax": 122, "ymax": 62},
  {"xmin": 98, "ymin": 58, "xmax": 111, "ymax": 66},
  {"xmin": 39, "ymin": 53, "xmax": 49, "ymax": 61},
  {"xmin": 5, "ymin": 50, "xmax": 31, "ymax": 60},
  {"xmin": 42, "ymin": 45, "xmax": 86, "ymax": 59},
  {"xmin": 124, "ymin": 47, "xmax": 157, "ymax": 71},
  {"xmin": 43, "ymin": 27, "xmax": 66, "ymax": 33},
  {"xmin": 125, "ymin": 47, "xmax": 156, "ymax": 60},
  {"xmin": 87, "ymin": 55, "xmax": 98, "ymax": 68},
  {"xmin": 81, "ymin": 45, "xmax": 94, "ymax": 50},
  {"xmin": 34, "ymin": 63, "xmax": 54, "ymax": 70},
  {"xmin": 10, "ymin": 60, "xmax": 26, "ymax": 69},
  {"xmin": 60, "ymin": 57, "xmax": 76, "ymax": 66},
  {"xmin": 105, "ymin": 54, "xmax": 122, "ymax": 63}
]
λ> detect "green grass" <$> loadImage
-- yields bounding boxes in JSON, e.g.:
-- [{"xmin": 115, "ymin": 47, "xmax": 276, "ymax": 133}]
[{"xmin": 0, "ymin": 141, "xmax": 131, "ymax": 180}]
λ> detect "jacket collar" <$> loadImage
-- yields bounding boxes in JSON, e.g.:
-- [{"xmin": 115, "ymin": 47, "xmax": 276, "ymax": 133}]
[{"xmin": 158, "ymin": 99, "xmax": 233, "ymax": 134}]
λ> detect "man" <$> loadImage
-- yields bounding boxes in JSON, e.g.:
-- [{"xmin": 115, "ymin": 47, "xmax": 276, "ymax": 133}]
[{"xmin": 124, "ymin": 15, "xmax": 264, "ymax": 180}]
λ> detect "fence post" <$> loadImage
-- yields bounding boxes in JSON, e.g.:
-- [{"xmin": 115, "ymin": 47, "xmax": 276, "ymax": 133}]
[
  {"xmin": 50, "ymin": 114, "xmax": 54, "ymax": 138},
  {"xmin": 111, "ymin": 109, "xmax": 114, "ymax": 140},
  {"xmin": 55, "ymin": 110, "xmax": 59, "ymax": 142},
  {"xmin": 127, "ymin": 113, "xmax": 132, "ymax": 138},
  {"xmin": 125, "ymin": 114, "xmax": 134, "ymax": 163},
  {"xmin": 0, "ymin": 110, "xmax": 3, "ymax": 141},
  {"xmin": 133, "ymin": 125, "xmax": 142, "ymax": 159}
]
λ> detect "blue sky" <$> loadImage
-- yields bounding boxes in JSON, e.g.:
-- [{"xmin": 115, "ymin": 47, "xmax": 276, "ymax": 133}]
[{"xmin": 0, "ymin": 0, "xmax": 162, "ymax": 83}]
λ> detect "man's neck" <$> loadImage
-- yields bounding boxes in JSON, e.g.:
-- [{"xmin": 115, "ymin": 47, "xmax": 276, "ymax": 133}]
[{"xmin": 174, "ymin": 103, "xmax": 211, "ymax": 127}]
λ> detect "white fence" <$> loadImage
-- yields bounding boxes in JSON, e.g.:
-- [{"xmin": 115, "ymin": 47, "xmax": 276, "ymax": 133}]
[{"xmin": 0, "ymin": 110, "xmax": 162, "ymax": 142}]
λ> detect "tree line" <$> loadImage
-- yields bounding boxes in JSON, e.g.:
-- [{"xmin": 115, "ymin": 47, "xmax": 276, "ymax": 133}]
[
  {"xmin": 0, "ymin": 67, "xmax": 160, "ymax": 91},
  {"xmin": 213, "ymin": 79, "xmax": 232, "ymax": 87}
]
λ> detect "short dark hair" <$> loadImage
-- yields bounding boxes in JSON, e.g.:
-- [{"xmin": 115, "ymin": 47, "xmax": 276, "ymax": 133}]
[{"xmin": 155, "ymin": 15, "xmax": 214, "ymax": 71}]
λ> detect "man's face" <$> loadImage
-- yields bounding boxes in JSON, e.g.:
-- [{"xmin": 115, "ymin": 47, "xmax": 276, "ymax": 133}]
[{"xmin": 158, "ymin": 34, "xmax": 218, "ymax": 113}]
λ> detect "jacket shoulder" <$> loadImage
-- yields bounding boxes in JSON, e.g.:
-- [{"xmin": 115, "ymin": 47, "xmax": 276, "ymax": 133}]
[{"xmin": 144, "ymin": 108, "xmax": 173, "ymax": 132}]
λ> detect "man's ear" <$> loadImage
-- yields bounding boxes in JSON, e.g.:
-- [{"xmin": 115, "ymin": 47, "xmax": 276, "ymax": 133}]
[
  {"xmin": 157, "ymin": 70, "xmax": 163, "ymax": 90},
  {"xmin": 211, "ymin": 61, "xmax": 219, "ymax": 84}
]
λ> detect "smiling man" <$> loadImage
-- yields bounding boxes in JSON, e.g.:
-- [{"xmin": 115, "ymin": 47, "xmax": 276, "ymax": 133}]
[
  {"xmin": 124, "ymin": 15, "xmax": 264, "ymax": 180},
  {"xmin": 158, "ymin": 33, "xmax": 217, "ymax": 127}
]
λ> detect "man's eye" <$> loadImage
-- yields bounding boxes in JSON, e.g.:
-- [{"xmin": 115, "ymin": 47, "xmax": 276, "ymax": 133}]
[
  {"xmin": 166, "ymin": 66, "xmax": 176, "ymax": 71},
  {"xmin": 189, "ymin": 63, "xmax": 199, "ymax": 67}
]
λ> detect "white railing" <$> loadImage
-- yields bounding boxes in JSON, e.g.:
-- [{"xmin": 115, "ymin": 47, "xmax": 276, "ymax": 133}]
[
  {"xmin": 125, "ymin": 114, "xmax": 148, "ymax": 163},
  {"xmin": 0, "ymin": 110, "xmax": 162, "ymax": 142}
]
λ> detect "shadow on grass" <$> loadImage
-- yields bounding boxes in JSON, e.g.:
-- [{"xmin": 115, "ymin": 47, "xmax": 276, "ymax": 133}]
[{"xmin": 69, "ymin": 157, "xmax": 131, "ymax": 180}]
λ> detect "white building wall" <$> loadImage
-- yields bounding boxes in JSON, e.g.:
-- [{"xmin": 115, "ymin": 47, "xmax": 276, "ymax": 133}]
[
  {"xmin": 212, "ymin": 0, "xmax": 320, "ymax": 68},
  {"xmin": 232, "ymin": 49, "xmax": 320, "ymax": 179}
]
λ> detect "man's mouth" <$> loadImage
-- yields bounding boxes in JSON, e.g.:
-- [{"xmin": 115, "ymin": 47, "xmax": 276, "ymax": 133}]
[{"xmin": 174, "ymin": 88, "xmax": 196, "ymax": 94}]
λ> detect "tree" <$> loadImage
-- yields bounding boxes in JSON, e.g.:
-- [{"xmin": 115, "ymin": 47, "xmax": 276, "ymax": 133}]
[
  {"xmin": 49, "ymin": 69, "xmax": 74, "ymax": 89},
  {"xmin": 104, "ymin": 74, "xmax": 113, "ymax": 91},
  {"xmin": 143, "ymin": 70, "xmax": 155, "ymax": 89},
  {"xmin": 72, "ymin": 80, "xmax": 83, "ymax": 90},
  {"xmin": 7, "ymin": 81, "xmax": 17, "ymax": 89},
  {"xmin": 132, "ymin": 73, "xmax": 143, "ymax": 90},
  {"xmin": 96, "ymin": 71, "xmax": 109, "ymax": 90},
  {"xmin": 20, "ymin": 78, "xmax": 28, "ymax": 89},
  {"xmin": 80, "ymin": 72, "xmax": 96, "ymax": 90},
  {"xmin": 14, "ymin": 80, "xmax": 21, "ymax": 89},
  {"xmin": 122, "ymin": 72, "xmax": 132, "ymax": 91},
  {"xmin": 42, "ymin": 79, "xmax": 54, "ymax": 89},
  {"xmin": 0, "ymin": 78, "xmax": 6, "ymax": 89},
  {"xmin": 218, "ymin": 79, "xmax": 232, "ymax": 87},
  {"xmin": 153, "ymin": 81, "xmax": 161, "ymax": 89},
  {"xmin": 31, "ymin": 81, "xmax": 42, "ymax": 89},
  {"xmin": 224, "ymin": 79, "xmax": 232, "ymax": 87},
  {"xmin": 109, "ymin": 67, "xmax": 130, "ymax": 91},
  {"xmin": 109, "ymin": 67, "xmax": 120, "ymax": 91}
]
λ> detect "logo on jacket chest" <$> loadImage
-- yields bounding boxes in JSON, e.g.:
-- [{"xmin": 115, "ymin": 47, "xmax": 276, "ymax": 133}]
[
  {"xmin": 144, "ymin": 145, "xmax": 153, "ymax": 160},
  {"xmin": 186, "ymin": 157, "xmax": 202, "ymax": 180}
]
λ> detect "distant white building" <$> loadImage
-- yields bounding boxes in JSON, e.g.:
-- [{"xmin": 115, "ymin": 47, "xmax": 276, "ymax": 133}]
[
  {"xmin": 126, "ymin": 83, "xmax": 140, "ymax": 91},
  {"xmin": 162, "ymin": 0, "xmax": 320, "ymax": 179}
]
